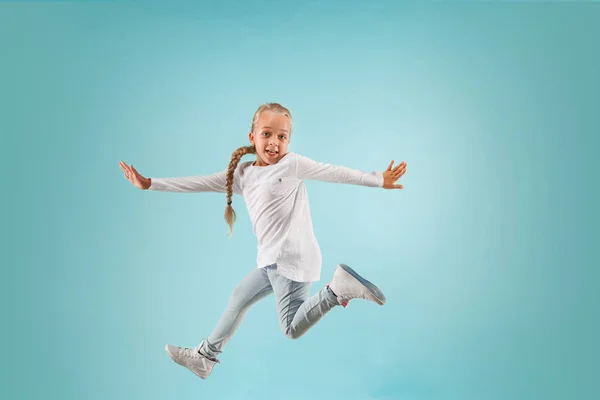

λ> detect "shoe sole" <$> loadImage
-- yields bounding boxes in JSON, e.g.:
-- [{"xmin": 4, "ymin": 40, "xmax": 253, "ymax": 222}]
[{"xmin": 338, "ymin": 264, "xmax": 386, "ymax": 305}]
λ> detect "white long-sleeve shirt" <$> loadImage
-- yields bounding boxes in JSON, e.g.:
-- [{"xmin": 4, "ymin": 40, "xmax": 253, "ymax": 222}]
[{"xmin": 148, "ymin": 152, "xmax": 384, "ymax": 282}]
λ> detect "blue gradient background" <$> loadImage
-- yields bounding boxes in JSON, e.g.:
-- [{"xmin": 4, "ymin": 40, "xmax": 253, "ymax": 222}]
[{"xmin": 1, "ymin": 1, "xmax": 598, "ymax": 399}]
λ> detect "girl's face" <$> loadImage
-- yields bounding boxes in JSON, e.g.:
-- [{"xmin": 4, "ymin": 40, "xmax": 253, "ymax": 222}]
[{"xmin": 249, "ymin": 110, "xmax": 291, "ymax": 166}]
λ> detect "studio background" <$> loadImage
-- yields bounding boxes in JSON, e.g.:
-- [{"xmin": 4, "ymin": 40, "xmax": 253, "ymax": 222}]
[{"xmin": 1, "ymin": 1, "xmax": 598, "ymax": 399}]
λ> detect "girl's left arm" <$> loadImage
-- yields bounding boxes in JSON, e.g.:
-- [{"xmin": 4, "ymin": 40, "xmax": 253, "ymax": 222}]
[
  {"xmin": 294, "ymin": 153, "xmax": 383, "ymax": 187},
  {"xmin": 294, "ymin": 153, "xmax": 406, "ymax": 189}
]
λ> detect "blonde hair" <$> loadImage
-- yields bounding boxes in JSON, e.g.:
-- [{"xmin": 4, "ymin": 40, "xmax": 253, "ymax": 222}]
[{"xmin": 224, "ymin": 103, "xmax": 292, "ymax": 235}]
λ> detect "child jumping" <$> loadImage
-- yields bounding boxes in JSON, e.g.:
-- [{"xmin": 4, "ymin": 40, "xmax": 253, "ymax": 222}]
[{"xmin": 119, "ymin": 103, "xmax": 407, "ymax": 379}]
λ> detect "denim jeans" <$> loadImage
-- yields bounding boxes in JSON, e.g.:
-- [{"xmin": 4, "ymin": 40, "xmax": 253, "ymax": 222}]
[{"xmin": 201, "ymin": 264, "xmax": 339, "ymax": 359}]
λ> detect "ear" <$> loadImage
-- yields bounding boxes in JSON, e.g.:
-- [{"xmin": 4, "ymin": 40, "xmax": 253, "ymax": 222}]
[{"xmin": 248, "ymin": 132, "xmax": 255, "ymax": 146}]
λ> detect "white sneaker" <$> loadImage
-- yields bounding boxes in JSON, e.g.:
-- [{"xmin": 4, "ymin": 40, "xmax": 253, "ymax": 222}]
[
  {"xmin": 165, "ymin": 340, "xmax": 219, "ymax": 379},
  {"xmin": 328, "ymin": 264, "xmax": 386, "ymax": 307}
]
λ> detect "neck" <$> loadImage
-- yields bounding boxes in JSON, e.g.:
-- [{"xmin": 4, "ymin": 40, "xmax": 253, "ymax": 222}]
[{"xmin": 252, "ymin": 152, "xmax": 289, "ymax": 167}]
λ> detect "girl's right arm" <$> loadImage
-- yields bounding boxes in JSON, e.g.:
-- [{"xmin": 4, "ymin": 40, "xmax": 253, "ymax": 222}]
[
  {"xmin": 148, "ymin": 171, "xmax": 230, "ymax": 193},
  {"xmin": 119, "ymin": 161, "xmax": 240, "ymax": 194}
]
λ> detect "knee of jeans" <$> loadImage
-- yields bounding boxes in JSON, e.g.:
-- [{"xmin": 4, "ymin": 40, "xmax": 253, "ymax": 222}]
[{"xmin": 283, "ymin": 326, "xmax": 303, "ymax": 340}]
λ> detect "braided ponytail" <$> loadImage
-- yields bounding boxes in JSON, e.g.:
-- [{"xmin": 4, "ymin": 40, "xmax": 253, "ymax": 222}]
[
  {"xmin": 224, "ymin": 145, "xmax": 256, "ymax": 235},
  {"xmin": 225, "ymin": 102, "xmax": 291, "ymax": 235}
]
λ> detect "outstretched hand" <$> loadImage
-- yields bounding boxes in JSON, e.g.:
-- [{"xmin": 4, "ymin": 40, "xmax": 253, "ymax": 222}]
[
  {"xmin": 119, "ymin": 161, "xmax": 151, "ymax": 190},
  {"xmin": 383, "ymin": 160, "xmax": 407, "ymax": 189}
]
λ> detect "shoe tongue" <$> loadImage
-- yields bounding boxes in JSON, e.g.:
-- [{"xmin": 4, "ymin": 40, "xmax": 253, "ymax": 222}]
[{"xmin": 197, "ymin": 345, "xmax": 210, "ymax": 358}]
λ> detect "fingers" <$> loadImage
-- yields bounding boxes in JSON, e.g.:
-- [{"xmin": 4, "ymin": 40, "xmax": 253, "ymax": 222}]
[
  {"xmin": 119, "ymin": 161, "xmax": 128, "ymax": 176},
  {"xmin": 393, "ymin": 162, "xmax": 407, "ymax": 178},
  {"xmin": 119, "ymin": 161, "xmax": 134, "ymax": 181},
  {"xmin": 393, "ymin": 184, "xmax": 404, "ymax": 189},
  {"xmin": 130, "ymin": 164, "xmax": 141, "ymax": 178},
  {"xmin": 392, "ymin": 161, "xmax": 406, "ymax": 172},
  {"xmin": 387, "ymin": 160, "xmax": 394, "ymax": 171},
  {"xmin": 119, "ymin": 161, "xmax": 132, "ymax": 173}
]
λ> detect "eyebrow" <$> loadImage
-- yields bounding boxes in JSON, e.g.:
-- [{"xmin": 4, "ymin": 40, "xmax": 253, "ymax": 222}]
[{"xmin": 262, "ymin": 126, "xmax": 289, "ymax": 133}]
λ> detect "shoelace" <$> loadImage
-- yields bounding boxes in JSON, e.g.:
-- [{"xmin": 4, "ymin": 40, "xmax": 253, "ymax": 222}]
[
  {"xmin": 179, "ymin": 346, "xmax": 202, "ymax": 359},
  {"xmin": 183, "ymin": 345, "xmax": 221, "ymax": 364}
]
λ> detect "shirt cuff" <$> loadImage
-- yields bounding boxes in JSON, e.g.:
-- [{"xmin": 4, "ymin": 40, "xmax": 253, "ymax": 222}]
[
  {"xmin": 147, "ymin": 178, "xmax": 163, "ymax": 191},
  {"xmin": 376, "ymin": 171, "xmax": 384, "ymax": 187}
]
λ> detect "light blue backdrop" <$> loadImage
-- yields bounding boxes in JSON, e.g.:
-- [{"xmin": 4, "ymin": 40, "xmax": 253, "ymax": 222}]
[{"xmin": 1, "ymin": 1, "xmax": 598, "ymax": 399}]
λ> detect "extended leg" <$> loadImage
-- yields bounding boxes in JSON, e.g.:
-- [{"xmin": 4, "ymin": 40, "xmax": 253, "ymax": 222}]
[
  {"xmin": 165, "ymin": 266, "xmax": 273, "ymax": 379},
  {"xmin": 202, "ymin": 266, "xmax": 273, "ymax": 358}
]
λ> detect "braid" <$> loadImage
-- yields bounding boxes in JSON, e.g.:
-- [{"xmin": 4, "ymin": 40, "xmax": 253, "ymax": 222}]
[
  {"xmin": 224, "ymin": 102, "xmax": 291, "ymax": 236},
  {"xmin": 224, "ymin": 145, "xmax": 256, "ymax": 235}
]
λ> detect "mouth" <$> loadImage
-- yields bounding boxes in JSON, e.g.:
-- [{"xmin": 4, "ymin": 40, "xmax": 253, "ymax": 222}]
[{"xmin": 266, "ymin": 149, "xmax": 279, "ymax": 157}]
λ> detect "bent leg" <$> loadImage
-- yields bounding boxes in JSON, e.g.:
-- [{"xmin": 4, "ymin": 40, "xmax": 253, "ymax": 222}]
[
  {"xmin": 202, "ymin": 266, "xmax": 273, "ymax": 358},
  {"xmin": 267, "ymin": 265, "xmax": 339, "ymax": 339}
]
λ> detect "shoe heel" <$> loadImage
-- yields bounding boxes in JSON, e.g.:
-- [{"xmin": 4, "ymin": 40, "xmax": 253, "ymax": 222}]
[{"xmin": 338, "ymin": 264, "xmax": 386, "ymax": 305}]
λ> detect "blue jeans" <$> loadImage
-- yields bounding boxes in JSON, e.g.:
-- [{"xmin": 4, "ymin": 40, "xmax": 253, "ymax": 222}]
[{"xmin": 201, "ymin": 264, "xmax": 339, "ymax": 359}]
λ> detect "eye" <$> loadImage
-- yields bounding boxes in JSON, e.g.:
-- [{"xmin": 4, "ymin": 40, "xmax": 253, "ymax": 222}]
[
  {"xmin": 262, "ymin": 131, "xmax": 270, "ymax": 136},
  {"xmin": 279, "ymin": 135, "xmax": 287, "ymax": 140}
]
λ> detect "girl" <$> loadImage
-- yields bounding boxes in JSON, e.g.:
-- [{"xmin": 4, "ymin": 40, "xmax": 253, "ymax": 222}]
[{"xmin": 119, "ymin": 103, "xmax": 407, "ymax": 379}]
